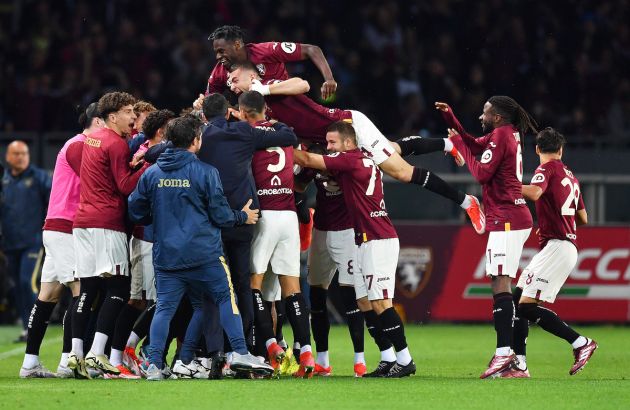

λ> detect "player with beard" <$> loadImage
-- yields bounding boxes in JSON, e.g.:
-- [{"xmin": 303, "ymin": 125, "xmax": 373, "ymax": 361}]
[
  {"xmin": 437, "ymin": 97, "xmax": 538, "ymax": 379},
  {"xmin": 227, "ymin": 64, "xmax": 485, "ymax": 235},
  {"xmin": 67, "ymin": 92, "xmax": 150, "ymax": 379},
  {"xmin": 294, "ymin": 122, "xmax": 416, "ymax": 378},
  {"xmin": 500, "ymin": 128, "xmax": 596, "ymax": 378}
]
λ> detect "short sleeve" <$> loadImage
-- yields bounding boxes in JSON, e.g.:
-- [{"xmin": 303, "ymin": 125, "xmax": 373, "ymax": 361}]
[
  {"xmin": 530, "ymin": 167, "xmax": 550, "ymax": 193},
  {"xmin": 252, "ymin": 42, "xmax": 303, "ymax": 63},
  {"xmin": 323, "ymin": 153, "xmax": 352, "ymax": 174}
]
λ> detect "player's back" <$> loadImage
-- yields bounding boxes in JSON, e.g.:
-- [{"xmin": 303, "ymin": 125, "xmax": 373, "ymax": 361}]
[
  {"xmin": 532, "ymin": 159, "xmax": 583, "ymax": 249},
  {"xmin": 482, "ymin": 125, "xmax": 532, "ymax": 231},
  {"xmin": 323, "ymin": 149, "xmax": 397, "ymax": 244},
  {"xmin": 263, "ymin": 82, "xmax": 352, "ymax": 143},
  {"xmin": 251, "ymin": 120, "xmax": 295, "ymax": 212}
]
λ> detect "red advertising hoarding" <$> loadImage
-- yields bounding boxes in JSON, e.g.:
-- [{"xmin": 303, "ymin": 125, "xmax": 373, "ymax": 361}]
[{"xmin": 393, "ymin": 225, "xmax": 630, "ymax": 323}]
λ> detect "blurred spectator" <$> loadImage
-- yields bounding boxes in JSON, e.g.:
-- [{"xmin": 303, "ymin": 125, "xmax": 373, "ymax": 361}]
[
  {"xmin": 1, "ymin": 141, "xmax": 51, "ymax": 340},
  {"xmin": 0, "ymin": 0, "xmax": 628, "ymax": 144}
]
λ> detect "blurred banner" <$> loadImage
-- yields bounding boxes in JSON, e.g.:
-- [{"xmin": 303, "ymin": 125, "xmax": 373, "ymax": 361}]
[{"xmin": 392, "ymin": 225, "xmax": 630, "ymax": 323}]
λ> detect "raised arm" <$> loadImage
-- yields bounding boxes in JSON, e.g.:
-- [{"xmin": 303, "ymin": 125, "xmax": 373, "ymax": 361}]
[
  {"xmin": 300, "ymin": 44, "xmax": 337, "ymax": 99},
  {"xmin": 436, "ymin": 102, "xmax": 487, "ymax": 155},
  {"xmin": 251, "ymin": 78, "xmax": 310, "ymax": 96},
  {"xmin": 449, "ymin": 130, "xmax": 503, "ymax": 185}
]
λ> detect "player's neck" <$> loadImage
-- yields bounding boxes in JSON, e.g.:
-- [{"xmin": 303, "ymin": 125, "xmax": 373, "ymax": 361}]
[
  {"xmin": 104, "ymin": 122, "xmax": 122, "ymax": 137},
  {"xmin": 248, "ymin": 116, "xmax": 265, "ymax": 126},
  {"xmin": 539, "ymin": 154, "xmax": 561, "ymax": 165}
]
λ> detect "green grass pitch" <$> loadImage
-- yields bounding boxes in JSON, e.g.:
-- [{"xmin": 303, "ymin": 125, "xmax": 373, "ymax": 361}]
[{"xmin": 0, "ymin": 324, "xmax": 628, "ymax": 409}]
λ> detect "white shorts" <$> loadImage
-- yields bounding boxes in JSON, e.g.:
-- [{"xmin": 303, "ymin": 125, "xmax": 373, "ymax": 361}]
[
  {"xmin": 41, "ymin": 230, "xmax": 76, "ymax": 284},
  {"xmin": 250, "ymin": 210, "xmax": 300, "ymax": 276},
  {"xmin": 350, "ymin": 110, "xmax": 395, "ymax": 166},
  {"xmin": 517, "ymin": 239, "xmax": 578, "ymax": 303},
  {"xmin": 485, "ymin": 228, "xmax": 531, "ymax": 278},
  {"xmin": 73, "ymin": 228, "xmax": 129, "ymax": 279},
  {"xmin": 308, "ymin": 228, "xmax": 358, "ymax": 288},
  {"xmin": 261, "ymin": 270, "xmax": 281, "ymax": 302},
  {"xmin": 357, "ymin": 238, "xmax": 399, "ymax": 301},
  {"xmin": 130, "ymin": 237, "xmax": 156, "ymax": 301}
]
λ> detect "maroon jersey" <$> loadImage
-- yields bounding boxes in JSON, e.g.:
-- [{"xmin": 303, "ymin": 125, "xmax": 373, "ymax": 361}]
[
  {"xmin": 251, "ymin": 120, "xmax": 296, "ymax": 211},
  {"xmin": 530, "ymin": 159, "xmax": 584, "ymax": 249},
  {"xmin": 74, "ymin": 128, "xmax": 149, "ymax": 232},
  {"xmin": 296, "ymin": 168, "xmax": 353, "ymax": 232},
  {"xmin": 444, "ymin": 110, "xmax": 532, "ymax": 231},
  {"xmin": 263, "ymin": 79, "xmax": 352, "ymax": 143},
  {"xmin": 207, "ymin": 42, "xmax": 303, "ymax": 94},
  {"xmin": 323, "ymin": 149, "xmax": 397, "ymax": 244}
]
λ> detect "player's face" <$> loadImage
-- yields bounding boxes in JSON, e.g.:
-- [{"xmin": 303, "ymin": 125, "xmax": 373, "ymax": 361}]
[
  {"xmin": 134, "ymin": 111, "xmax": 149, "ymax": 132},
  {"xmin": 110, "ymin": 104, "xmax": 137, "ymax": 137},
  {"xmin": 213, "ymin": 39, "xmax": 242, "ymax": 68},
  {"xmin": 326, "ymin": 132, "xmax": 346, "ymax": 153},
  {"xmin": 479, "ymin": 101, "xmax": 498, "ymax": 133},
  {"xmin": 228, "ymin": 68, "xmax": 255, "ymax": 94}
]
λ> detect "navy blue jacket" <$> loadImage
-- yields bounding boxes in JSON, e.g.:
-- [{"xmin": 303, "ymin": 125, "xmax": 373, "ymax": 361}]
[
  {"xmin": 128, "ymin": 148, "xmax": 247, "ymax": 271},
  {"xmin": 128, "ymin": 132, "xmax": 146, "ymax": 160},
  {"xmin": 199, "ymin": 117, "xmax": 297, "ymax": 209},
  {"xmin": 1, "ymin": 165, "xmax": 51, "ymax": 250}
]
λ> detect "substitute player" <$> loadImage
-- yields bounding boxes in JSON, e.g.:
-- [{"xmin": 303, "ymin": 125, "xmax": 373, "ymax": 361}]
[
  {"xmin": 501, "ymin": 127, "xmax": 596, "ymax": 378},
  {"xmin": 227, "ymin": 64, "xmax": 485, "ymax": 234},
  {"xmin": 295, "ymin": 122, "xmax": 416, "ymax": 378},
  {"xmin": 68, "ymin": 92, "xmax": 150, "ymax": 379},
  {"xmin": 237, "ymin": 91, "xmax": 315, "ymax": 377},
  {"xmin": 438, "ymin": 98, "xmax": 538, "ymax": 379},
  {"xmin": 19, "ymin": 103, "xmax": 104, "ymax": 378}
]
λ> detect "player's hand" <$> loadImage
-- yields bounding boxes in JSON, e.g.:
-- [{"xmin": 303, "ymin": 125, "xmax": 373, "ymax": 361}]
[
  {"xmin": 250, "ymin": 79, "xmax": 271, "ymax": 96},
  {"xmin": 227, "ymin": 107, "xmax": 242, "ymax": 120},
  {"xmin": 242, "ymin": 199, "xmax": 260, "ymax": 224},
  {"xmin": 435, "ymin": 102, "xmax": 450, "ymax": 112},
  {"xmin": 321, "ymin": 79, "xmax": 337, "ymax": 100},
  {"xmin": 130, "ymin": 152, "xmax": 145, "ymax": 169},
  {"xmin": 193, "ymin": 93, "xmax": 205, "ymax": 110},
  {"xmin": 447, "ymin": 128, "xmax": 460, "ymax": 138}
]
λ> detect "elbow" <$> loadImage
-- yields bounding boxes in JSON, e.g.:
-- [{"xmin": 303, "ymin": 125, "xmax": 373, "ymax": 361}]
[{"xmin": 301, "ymin": 80, "xmax": 310, "ymax": 93}]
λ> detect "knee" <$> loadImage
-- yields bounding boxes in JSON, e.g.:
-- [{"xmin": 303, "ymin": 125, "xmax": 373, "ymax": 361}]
[
  {"xmin": 370, "ymin": 299, "xmax": 392, "ymax": 315},
  {"xmin": 356, "ymin": 297, "xmax": 371, "ymax": 312}
]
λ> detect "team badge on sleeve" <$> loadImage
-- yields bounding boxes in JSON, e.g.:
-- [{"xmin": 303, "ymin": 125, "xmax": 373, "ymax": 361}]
[
  {"xmin": 281, "ymin": 42, "xmax": 297, "ymax": 53},
  {"xmin": 480, "ymin": 149, "xmax": 493, "ymax": 164},
  {"xmin": 531, "ymin": 173, "xmax": 545, "ymax": 184}
]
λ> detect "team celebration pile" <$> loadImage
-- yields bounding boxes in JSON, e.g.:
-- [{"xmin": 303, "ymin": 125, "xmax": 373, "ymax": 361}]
[{"xmin": 15, "ymin": 25, "xmax": 597, "ymax": 382}]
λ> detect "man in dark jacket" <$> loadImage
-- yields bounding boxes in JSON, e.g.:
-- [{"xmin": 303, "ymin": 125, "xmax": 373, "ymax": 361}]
[
  {"xmin": 1, "ymin": 140, "xmax": 51, "ymax": 341},
  {"xmin": 128, "ymin": 115, "xmax": 273, "ymax": 380}
]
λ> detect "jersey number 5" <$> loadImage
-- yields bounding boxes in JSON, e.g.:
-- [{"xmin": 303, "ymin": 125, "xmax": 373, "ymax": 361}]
[
  {"xmin": 561, "ymin": 177, "xmax": 580, "ymax": 216},
  {"xmin": 266, "ymin": 147, "xmax": 286, "ymax": 173}
]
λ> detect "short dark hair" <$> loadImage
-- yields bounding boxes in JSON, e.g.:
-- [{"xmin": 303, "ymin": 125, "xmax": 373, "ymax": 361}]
[
  {"xmin": 142, "ymin": 109, "xmax": 175, "ymax": 140},
  {"xmin": 238, "ymin": 91, "xmax": 265, "ymax": 115},
  {"xmin": 202, "ymin": 93, "xmax": 228, "ymax": 119},
  {"xmin": 165, "ymin": 116, "xmax": 203, "ymax": 149},
  {"xmin": 327, "ymin": 121, "xmax": 357, "ymax": 145},
  {"xmin": 229, "ymin": 61, "xmax": 257, "ymax": 73},
  {"xmin": 536, "ymin": 127, "xmax": 566, "ymax": 153},
  {"xmin": 208, "ymin": 25, "xmax": 245, "ymax": 42},
  {"xmin": 98, "ymin": 92, "xmax": 137, "ymax": 118},
  {"xmin": 78, "ymin": 102, "xmax": 102, "ymax": 129}
]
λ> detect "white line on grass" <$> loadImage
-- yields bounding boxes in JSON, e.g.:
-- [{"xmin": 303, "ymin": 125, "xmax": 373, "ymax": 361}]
[{"xmin": 0, "ymin": 336, "xmax": 63, "ymax": 361}]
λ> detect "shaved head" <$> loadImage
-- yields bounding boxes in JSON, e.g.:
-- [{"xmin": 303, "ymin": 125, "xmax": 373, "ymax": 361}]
[{"xmin": 6, "ymin": 140, "xmax": 30, "ymax": 175}]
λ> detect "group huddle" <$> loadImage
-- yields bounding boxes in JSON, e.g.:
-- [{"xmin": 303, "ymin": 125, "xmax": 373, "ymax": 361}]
[{"xmin": 19, "ymin": 25, "xmax": 596, "ymax": 381}]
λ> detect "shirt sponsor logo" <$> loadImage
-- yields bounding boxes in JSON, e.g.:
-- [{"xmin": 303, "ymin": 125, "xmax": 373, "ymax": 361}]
[
  {"xmin": 85, "ymin": 137, "xmax": 101, "ymax": 148},
  {"xmin": 514, "ymin": 198, "xmax": 527, "ymax": 205},
  {"xmin": 257, "ymin": 187, "xmax": 293, "ymax": 195},
  {"xmin": 270, "ymin": 175, "xmax": 281, "ymax": 186},
  {"xmin": 531, "ymin": 173, "xmax": 545, "ymax": 184},
  {"xmin": 281, "ymin": 42, "xmax": 297, "ymax": 53},
  {"xmin": 369, "ymin": 210, "xmax": 388, "ymax": 217},
  {"xmin": 327, "ymin": 152, "xmax": 340, "ymax": 158},
  {"xmin": 157, "ymin": 178, "xmax": 191, "ymax": 188},
  {"xmin": 566, "ymin": 233, "xmax": 577, "ymax": 240},
  {"xmin": 480, "ymin": 149, "xmax": 493, "ymax": 163}
]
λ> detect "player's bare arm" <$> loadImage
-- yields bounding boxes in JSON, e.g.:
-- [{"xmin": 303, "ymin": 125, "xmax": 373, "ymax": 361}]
[
  {"xmin": 300, "ymin": 44, "xmax": 337, "ymax": 99},
  {"xmin": 294, "ymin": 149, "xmax": 326, "ymax": 171},
  {"xmin": 522, "ymin": 184, "xmax": 543, "ymax": 201},
  {"xmin": 251, "ymin": 77, "xmax": 310, "ymax": 96},
  {"xmin": 576, "ymin": 209, "xmax": 588, "ymax": 226}
]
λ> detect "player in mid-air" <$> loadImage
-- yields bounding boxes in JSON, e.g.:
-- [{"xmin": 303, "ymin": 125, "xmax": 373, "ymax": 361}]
[
  {"xmin": 236, "ymin": 91, "xmax": 315, "ymax": 377},
  {"xmin": 499, "ymin": 127, "xmax": 596, "ymax": 378},
  {"xmin": 437, "ymin": 97, "xmax": 538, "ymax": 379},
  {"xmin": 227, "ymin": 64, "xmax": 485, "ymax": 234},
  {"xmin": 294, "ymin": 121, "xmax": 416, "ymax": 378}
]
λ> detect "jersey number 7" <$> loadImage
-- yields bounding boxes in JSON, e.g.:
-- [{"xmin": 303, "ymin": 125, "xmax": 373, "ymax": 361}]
[{"xmin": 362, "ymin": 158, "xmax": 377, "ymax": 195}]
